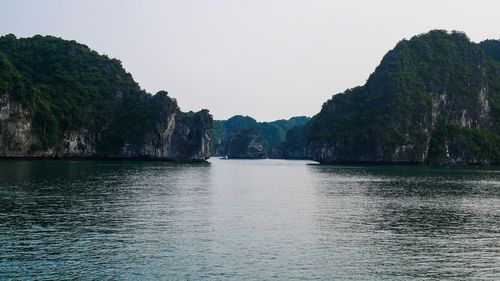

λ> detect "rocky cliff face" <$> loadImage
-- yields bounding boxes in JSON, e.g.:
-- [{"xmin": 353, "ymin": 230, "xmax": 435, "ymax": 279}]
[
  {"xmin": 0, "ymin": 90, "xmax": 212, "ymax": 161},
  {"xmin": 116, "ymin": 109, "xmax": 212, "ymax": 161},
  {"xmin": 222, "ymin": 128, "xmax": 267, "ymax": 159},
  {"xmin": 306, "ymin": 30, "xmax": 500, "ymax": 164},
  {"xmin": 0, "ymin": 35, "xmax": 211, "ymax": 161}
]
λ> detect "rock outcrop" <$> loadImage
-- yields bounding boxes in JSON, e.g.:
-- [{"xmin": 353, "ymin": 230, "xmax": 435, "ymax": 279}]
[
  {"xmin": 306, "ymin": 30, "xmax": 500, "ymax": 164},
  {"xmin": 221, "ymin": 128, "xmax": 267, "ymax": 159},
  {"xmin": 0, "ymin": 35, "xmax": 211, "ymax": 161}
]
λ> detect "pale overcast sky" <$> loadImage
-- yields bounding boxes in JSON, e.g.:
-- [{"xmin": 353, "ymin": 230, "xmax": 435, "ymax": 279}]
[{"xmin": 1, "ymin": 0, "xmax": 499, "ymax": 121}]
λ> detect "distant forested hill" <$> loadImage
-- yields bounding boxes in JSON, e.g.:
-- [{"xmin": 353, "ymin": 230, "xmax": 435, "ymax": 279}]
[{"xmin": 212, "ymin": 115, "xmax": 310, "ymax": 158}]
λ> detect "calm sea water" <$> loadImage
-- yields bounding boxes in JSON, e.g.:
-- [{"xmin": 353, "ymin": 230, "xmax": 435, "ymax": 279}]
[{"xmin": 0, "ymin": 158, "xmax": 499, "ymax": 280}]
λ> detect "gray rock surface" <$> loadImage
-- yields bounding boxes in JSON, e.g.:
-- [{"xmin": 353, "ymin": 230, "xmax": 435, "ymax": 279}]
[
  {"xmin": 0, "ymin": 93, "xmax": 212, "ymax": 161},
  {"xmin": 223, "ymin": 128, "xmax": 267, "ymax": 159}
]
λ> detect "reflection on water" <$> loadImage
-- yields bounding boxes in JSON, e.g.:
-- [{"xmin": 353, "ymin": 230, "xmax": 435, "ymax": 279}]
[
  {"xmin": 0, "ymin": 159, "xmax": 499, "ymax": 280},
  {"xmin": 310, "ymin": 165, "xmax": 500, "ymax": 280}
]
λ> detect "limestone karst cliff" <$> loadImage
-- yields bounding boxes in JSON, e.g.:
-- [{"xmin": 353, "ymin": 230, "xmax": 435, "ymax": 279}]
[
  {"xmin": 222, "ymin": 128, "xmax": 267, "ymax": 159},
  {"xmin": 0, "ymin": 34, "xmax": 211, "ymax": 161},
  {"xmin": 306, "ymin": 30, "xmax": 500, "ymax": 164}
]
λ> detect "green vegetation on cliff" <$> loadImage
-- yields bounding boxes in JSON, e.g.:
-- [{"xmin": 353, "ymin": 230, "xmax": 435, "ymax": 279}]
[
  {"xmin": 0, "ymin": 34, "xmax": 211, "ymax": 159},
  {"xmin": 0, "ymin": 34, "xmax": 145, "ymax": 148},
  {"xmin": 212, "ymin": 115, "xmax": 310, "ymax": 157},
  {"xmin": 479, "ymin": 39, "xmax": 500, "ymax": 62},
  {"xmin": 307, "ymin": 30, "xmax": 500, "ymax": 163}
]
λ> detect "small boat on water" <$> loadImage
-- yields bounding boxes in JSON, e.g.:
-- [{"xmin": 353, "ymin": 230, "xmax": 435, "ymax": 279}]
[{"xmin": 219, "ymin": 155, "xmax": 229, "ymax": 160}]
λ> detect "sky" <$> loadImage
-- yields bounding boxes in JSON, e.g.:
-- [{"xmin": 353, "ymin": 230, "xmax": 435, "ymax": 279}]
[{"xmin": 0, "ymin": 0, "xmax": 499, "ymax": 121}]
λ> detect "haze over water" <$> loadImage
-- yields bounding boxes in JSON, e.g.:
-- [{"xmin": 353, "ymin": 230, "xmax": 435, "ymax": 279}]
[{"xmin": 1, "ymin": 159, "xmax": 499, "ymax": 280}]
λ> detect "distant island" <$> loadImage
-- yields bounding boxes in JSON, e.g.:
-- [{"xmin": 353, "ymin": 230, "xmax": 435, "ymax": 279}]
[
  {"xmin": 0, "ymin": 35, "xmax": 211, "ymax": 161},
  {"xmin": 0, "ymin": 30, "xmax": 499, "ymax": 164},
  {"xmin": 211, "ymin": 115, "xmax": 310, "ymax": 159}
]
